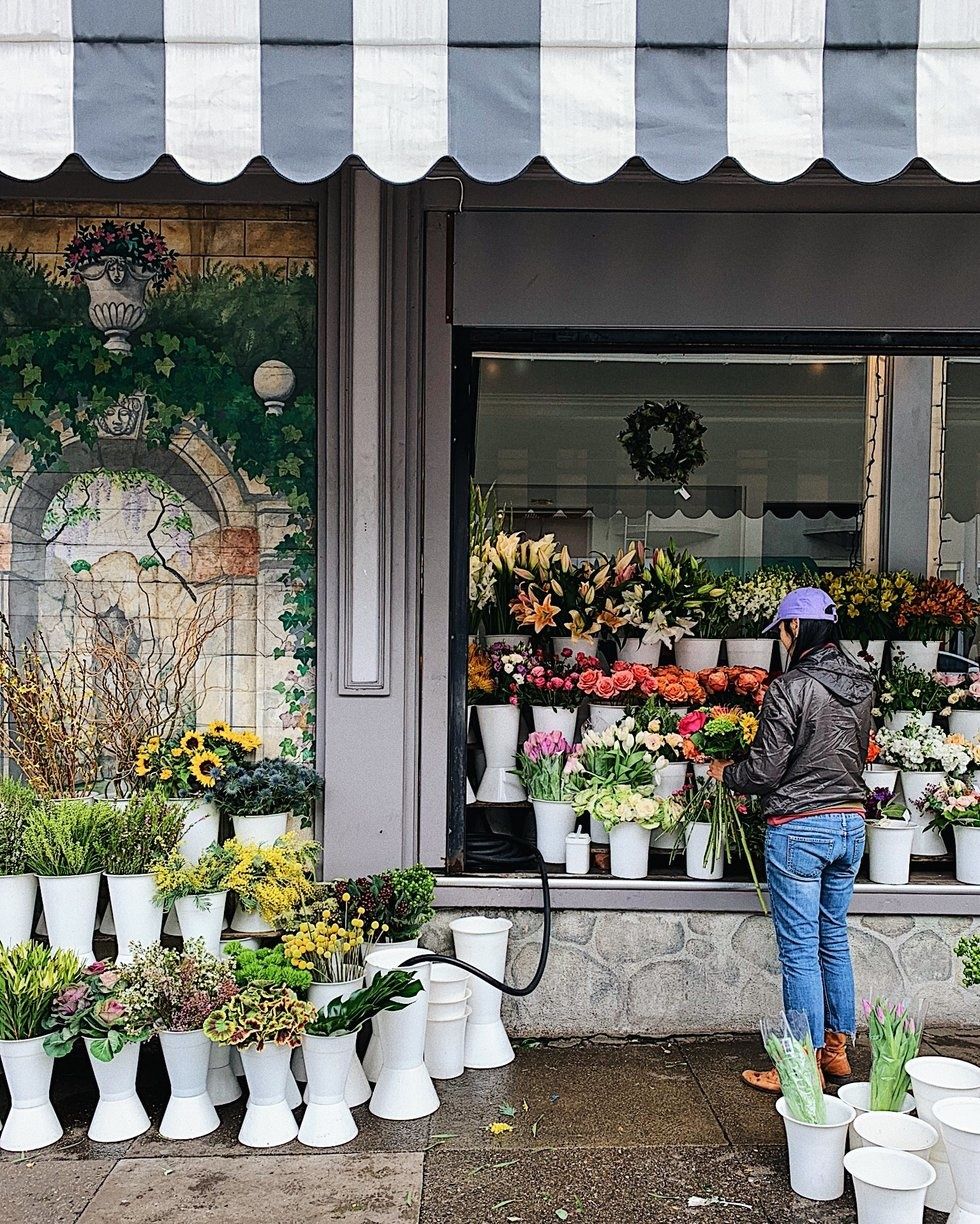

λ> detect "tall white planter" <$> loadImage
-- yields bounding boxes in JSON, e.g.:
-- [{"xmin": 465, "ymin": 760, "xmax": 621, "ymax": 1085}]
[
  {"xmin": 475, "ymin": 705, "xmax": 525, "ymax": 803},
  {"xmin": 891, "ymin": 640, "xmax": 941, "ymax": 672},
  {"xmin": 953, "ymin": 825, "xmax": 980, "ymax": 885},
  {"xmin": 949, "ymin": 710, "xmax": 980, "ymax": 739},
  {"xmin": 365, "ymin": 948, "xmax": 439, "ymax": 1120},
  {"xmin": 85, "ymin": 1038, "xmax": 149, "ymax": 1142},
  {"xmin": 207, "ymin": 1042, "xmax": 242, "ymax": 1107},
  {"xmin": 841, "ymin": 639, "xmax": 886, "ymax": 670},
  {"xmin": 608, "ymin": 823, "xmax": 651, "ymax": 880},
  {"xmin": 238, "ymin": 1045, "xmax": 298, "ymax": 1148},
  {"xmin": 654, "ymin": 761, "xmax": 688, "ymax": 800},
  {"xmin": 905, "ymin": 1057, "xmax": 980, "ymax": 1214},
  {"xmin": 589, "ymin": 704, "xmax": 629, "ymax": 733},
  {"xmin": 298, "ymin": 1032, "xmax": 358, "ymax": 1148},
  {"xmin": 673, "ymin": 637, "xmax": 721, "ymax": 671},
  {"xmin": 686, "ymin": 822, "xmax": 723, "ymax": 881},
  {"xmin": 0, "ymin": 873, "xmax": 37, "ymax": 947},
  {"xmin": 107, "ymin": 873, "xmax": 162, "ymax": 964},
  {"xmin": 429, "ymin": 963, "xmax": 471, "ymax": 1005},
  {"xmin": 725, "ymin": 638, "xmax": 774, "ymax": 670},
  {"xmin": 843, "ymin": 1147, "xmax": 936, "ymax": 1224},
  {"xmin": 159, "ymin": 1029, "xmax": 220, "ymax": 1140},
  {"xmin": 617, "ymin": 638, "xmax": 661, "ymax": 666},
  {"xmin": 38, "ymin": 871, "xmax": 101, "ymax": 963},
  {"xmin": 589, "ymin": 816, "xmax": 610, "ymax": 846},
  {"xmin": 232, "ymin": 811, "xmax": 287, "ymax": 848},
  {"xmin": 175, "ymin": 891, "xmax": 227, "ymax": 958},
  {"xmin": 0, "ymin": 1036, "xmax": 61, "ymax": 1152},
  {"xmin": 884, "ymin": 710, "xmax": 934, "ymax": 733},
  {"xmin": 866, "ymin": 821, "xmax": 916, "ymax": 885},
  {"xmin": 932, "ymin": 1096, "xmax": 980, "ymax": 1224},
  {"xmin": 451, "ymin": 916, "xmax": 514, "ymax": 1069},
  {"xmin": 362, "ymin": 937, "xmax": 418, "ymax": 1083},
  {"xmin": 170, "ymin": 797, "xmax": 219, "ymax": 865},
  {"xmin": 776, "ymin": 1093, "xmax": 855, "ymax": 1201},
  {"xmin": 305, "ymin": 979, "xmax": 371, "ymax": 1108},
  {"xmin": 900, "ymin": 770, "xmax": 948, "ymax": 856},
  {"xmin": 531, "ymin": 800, "xmax": 576, "ymax": 863},
  {"xmin": 531, "ymin": 705, "xmax": 578, "ymax": 744},
  {"xmin": 863, "ymin": 766, "xmax": 899, "ymax": 794},
  {"xmin": 838, "ymin": 1081, "xmax": 915, "ymax": 1149}
]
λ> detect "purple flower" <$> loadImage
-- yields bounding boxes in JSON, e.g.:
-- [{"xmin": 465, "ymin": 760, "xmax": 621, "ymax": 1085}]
[
  {"xmin": 54, "ymin": 984, "xmax": 92, "ymax": 1017},
  {"xmin": 896, "ymin": 1000, "xmax": 907, "ymax": 1018},
  {"xmin": 861, "ymin": 999, "xmax": 873, "ymax": 1018},
  {"xmin": 522, "ymin": 730, "xmax": 570, "ymax": 762},
  {"xmin": 875, "ymin": 1006, "xmax": 886, "ymax": 1024}
]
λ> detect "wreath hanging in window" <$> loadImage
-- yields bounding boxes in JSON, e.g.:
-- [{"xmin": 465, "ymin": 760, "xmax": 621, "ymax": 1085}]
[{"xmin": 618, "ymin": 399, "xmax": 707, "ymax": 486}]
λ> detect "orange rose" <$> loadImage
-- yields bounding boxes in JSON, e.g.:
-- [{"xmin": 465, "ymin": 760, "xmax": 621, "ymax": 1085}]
[
  {"xmin": 612, "ymin": 670, "xmax": 635, "ymax": 693},
  {"xmin": 594, "ymin": 675, "xmax": 617, "ymax": 700}
]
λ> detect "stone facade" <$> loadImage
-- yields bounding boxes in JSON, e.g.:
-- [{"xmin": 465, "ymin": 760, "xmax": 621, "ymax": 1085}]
[{"xmin": 425, "ymin": 909, "xmax": 980, "ymax": 1037}]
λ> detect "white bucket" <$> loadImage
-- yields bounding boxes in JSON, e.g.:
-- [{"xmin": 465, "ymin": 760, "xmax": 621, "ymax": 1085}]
[
  {"xmin": 932, "ymin": 1095, "xmax": 980, "ymax": 1224},
  {"xmin": 841, "ymin": 640, "xmax": 886, "ymax": 670},
  {"xmin": 0, "ymin": 873, "xmax": 37, "ymax": 948},
  {"xmin": 238, "ymin": 1044, "xmax": 299, "ymax": 1148},
  {"xmin": 450, "ymin": 916, "xmax": 514, "ymax": 1070},
  {"xmin": 844, "ymin": 1146, "xmax": 936, "ymax": 1224},
  {"xmin": 853, "ymin": 1110, "xmax": 938, "ymax": 1160},
  {"xmin": 428, "ymin": 963, "xmax": 471, "ymax": 1006},
  {"xmin": 531, "ymin": 705, "xmax": 578, "ymax": 744},
  {"xmin": 839, "ymin": 1081, "xmax": 916, "ymax": 1150},
  {"xmin": 686, "ymin": 822, "xmax": 723, "ymax": 881},
  {"xmin": 175, "ymin": 891, "xmax": 227, "ymax": 958},
  {"xmin": 673, "ymin": 637, "xmax": 721, "ymax": 671},
  {"xmin": 883, "ymin": 711, "xmax": 933, "ymax": 733},
  {"xmin": 863, "ymin": 766, "xmax": 899, "ymax": 794},
  {"xmin": 169, "ymin": 798, "xmax": 219, "ymax": 865},
  {"xmin": 949, "ymin": 710, "xmax": 980, "ymax": 739},
  {"xmin": 617, "ymin": 638, "xmax": 661, "ymax": 667},
  {"xmin": 890, "ymin": 640, "xmax": 941, "ymax": 672},
  {"xmin": 588, "ymin": 704, "xmax": 629, "ymax": 734},
  {"xmin": 106, "ymin": 873, "xmax": 162, "ymax": 964},
  {"xmin": 424, "ymin": 1006, "xmax": 471, "ymax": 1080},
  {"xmin": 654, "ymin": 761, "xmax": 688, "ymax": 800},
  {"xmin": 589, "ymin": 816, "xmax": 610, "ymax": 846},
  {"xmin": 85, "ymin": 1038, "xmax": 149, "ymax": 1142},
  {"xmin": 475, "ymin": 704, "xmax": 526, "ymax": 803},
  {"xmin": 361, "ymin": 938, "xmax": 417, "ymax": 1084},
  {"xmin": 298, "ymin": 1031, "xmax": 358, "ymax": 1148},
  {"xmin": 866, "ymin": 821, "xmax": 915, "ymax": 885},
  {"xmin": 37, "ymin": 871, "xmax": 101, "ymax": 963},
  {"xmin": 725, "ymin": 638, "xmax": 774, "ymax": 670},
  {"xmin": 905, "ymin": 1057, "xmax": 980, "ymax": 1214},
  {"xmin": 365, "ymin": 947, "xmax": 439, "ymax": 1120},
  {"xmin": 608, "ymin": 822, "xmax": 651, "ymax": 880},
  {"xmin": 0, "ymin": 1036, "xmax": 61, "ymax": 1152},
  {"xmin": 953, "ymin": 825, "xmax": 980, "ymax": 885},
  {"xmin": 232, "ymin": 811, "xmax": 288, "ymax": 848},
  {"xmin": 207, "ymin": 1042, "xmax": 242, "ymax": 1107},
  {"xmin": 158, "ymin": 1028, "xmax": 220, "ymax": 1140},
  {"xmin": 900, "ymin": 771, "xmax": 949, "ymax": 856},
  {"xmin": 776, "ymin": 1093, "xmax": 855, "ymax": 1201},
  {"xmin": 305, "ymin": 978, "xmax": 371, "ymax": 1108},
  {"xmin": 425, "ymin": 989, "xmax": 472, "ymax": 1024},
  {"xmin": 531, "ymin": 800, "xmax": 577, "ymax": 863}
]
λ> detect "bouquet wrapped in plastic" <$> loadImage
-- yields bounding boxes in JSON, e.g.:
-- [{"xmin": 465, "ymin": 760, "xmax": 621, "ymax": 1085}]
[
  {"xmin": 864, "ymin": 996, "xmax": 925, "ymax": 1111},
  {"xmin": 761, "ymin": 1011, "xmax": 826, "ymax": 1125}
]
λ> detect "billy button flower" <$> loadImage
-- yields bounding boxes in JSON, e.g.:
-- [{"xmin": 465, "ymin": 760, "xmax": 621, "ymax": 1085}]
[{"xmin": 189, "ymin": 750, "xmax": 223, "ymax": 788}]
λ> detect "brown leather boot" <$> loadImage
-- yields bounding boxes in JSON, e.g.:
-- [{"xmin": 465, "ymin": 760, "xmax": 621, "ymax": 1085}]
[
  {"xmin": 819, "ymin": 1031, "xmax": 852, "ymax": 1081},
  {"xmin": 742, "ymin": 1062, "xmax": 827, "ymax": 1094}
]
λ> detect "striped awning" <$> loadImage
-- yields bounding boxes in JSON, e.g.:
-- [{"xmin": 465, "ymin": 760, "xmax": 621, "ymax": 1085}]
[{"xmin": 3, "ymin": 2, "xmax": 980, "ymax": 186}]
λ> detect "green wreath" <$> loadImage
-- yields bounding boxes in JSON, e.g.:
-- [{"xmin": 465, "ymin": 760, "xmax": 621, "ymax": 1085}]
[{"xmin": 618, "ymin": 399, "xmax": 707, "ymax": 485}]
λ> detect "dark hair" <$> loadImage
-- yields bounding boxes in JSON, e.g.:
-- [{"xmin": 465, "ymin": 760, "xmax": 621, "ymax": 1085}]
[{"xmin": 782, "ymin": 618, "xmax": 840, "ymax": 668}]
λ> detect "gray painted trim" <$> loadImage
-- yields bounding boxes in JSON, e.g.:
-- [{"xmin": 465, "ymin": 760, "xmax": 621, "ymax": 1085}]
[
  {"xmin": 433, "ymin": 875, "xmax": 980, "ymax": 916},
  {"xmin": 885, "ymin": 356, "xmax": 934, "ymax": 573}
]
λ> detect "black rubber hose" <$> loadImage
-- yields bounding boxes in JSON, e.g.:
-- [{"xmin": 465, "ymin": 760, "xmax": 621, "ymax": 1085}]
[{"xmin": 402, "ymin": 833, "xmax": 552, "ymax": 998}]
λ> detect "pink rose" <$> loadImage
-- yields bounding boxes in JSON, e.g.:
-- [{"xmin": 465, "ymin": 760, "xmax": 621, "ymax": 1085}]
[
  {"xmin": 612, "ymin": 670, "xmax": 635, "ymax": 693},
  {"xmin": 594, "ymin": 676, "xmax": 617, "ymax": 700},
  {"xmin": 678, "ymin": 710, "xmax": 708, "ymax": 736}
]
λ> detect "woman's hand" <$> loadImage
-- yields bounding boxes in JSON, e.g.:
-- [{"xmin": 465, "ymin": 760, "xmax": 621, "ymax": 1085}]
[{"xmin": 708, "ymin": 758, "xmax": 733, "ymax": 782}]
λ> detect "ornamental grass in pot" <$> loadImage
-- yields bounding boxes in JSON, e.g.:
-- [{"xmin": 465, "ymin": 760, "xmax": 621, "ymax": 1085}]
[
  {"xmin": 23, "ymin": 798, "xmax": 112, "ymax": 963},
  {"xmin": 214, "ymin": 757, "xmax": 321, "ymax": 847},
  {"xmin": 0, "ymin": 779, "xmax": 39, "ymax": 948},
  {"xmin": 0, "ymin": 941, "xmax": 81, "ymax": 1151},
  {"xmin": 150, "ymin": 842, "xmax": 235, "ymax": 956},
  {"xmin": 119, "ymin": 939, "xmax": 237, "ymax": 1140},
  {"xmin": 43, "ymin": 958, "xmax": 152, "ymax": 1142},
  {"xmin": 514, "ymin": 730, "xmax": 577, "ymax": 863}
]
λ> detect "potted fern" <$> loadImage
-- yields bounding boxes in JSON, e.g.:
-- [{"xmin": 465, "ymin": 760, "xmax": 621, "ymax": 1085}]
[
  {"xmin": 214, "ymin": 758, "xmax": 321, "ymax": 847},
  {"xmin": 0, "ymin": 779, "xmax": 39, "ymax": 947},
  {"xmin": 22, "ymin": 799, "xmax": 111, "ymax": 963}
]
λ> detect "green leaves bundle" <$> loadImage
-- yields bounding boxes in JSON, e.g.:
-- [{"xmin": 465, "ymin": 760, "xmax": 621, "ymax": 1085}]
[
  {"xmin": 223, "ymin": 942, "xmax": 312, "ymax": 993},
  {"xmin": 761, "ymin": 1012, "xmax": 825, "ymax": 1125},
  {"xmin": 22, "ymin": 799, "xmax": 110, "ymax": 876},
  {"xmin": 0, "ymin": 942, "xmax": 81, "ymax": 1040},
  {"xmin": 204, "ymin": 983, "xmax": 317, "ymax": 1051},
  {"xmin": 864, "ymin": 996, "xmax": 925, "ymax": 1111},
  {"xmin": 100, "ymin": 790, "xmax": 184, "ymax": 875},
  {"xmin": 956, "ymin": 935, "xmax": 980, "ymax": 988},
  {"xmin": 307, "ymin": 969, "xmax": 424, "ymax": 1038},
  {"xmin": 0, "ymin": 778, "xmax": 38, "ymax": 876}
]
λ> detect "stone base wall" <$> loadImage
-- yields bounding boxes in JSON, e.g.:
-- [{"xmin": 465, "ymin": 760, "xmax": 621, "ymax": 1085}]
[{"xmin": 424, "ymin": 910, "xmax": 980, "ymax": 1037}]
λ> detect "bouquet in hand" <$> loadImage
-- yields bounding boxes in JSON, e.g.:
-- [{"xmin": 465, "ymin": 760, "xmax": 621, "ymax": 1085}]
[{"xmin": 864, "ymin": 996, "xmax": 925, "ymax": 1111}]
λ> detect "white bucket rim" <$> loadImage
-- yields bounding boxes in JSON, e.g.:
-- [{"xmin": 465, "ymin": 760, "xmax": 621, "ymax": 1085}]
[
  {"xmin": 449, "ymin": 916, "xmax": 512, "ymax": 936},
  {"xmin": 844, "ymin": 1146, "xmax": 936, "ymax": 1191},
  {"xmin": 906, "ymin": 1057, "xmax": 980, "ymax": 1092},
  {"xmin": 933, "ymin": 1095, "xmax": 980, "ymax": 1136},
  {"xmin": 364, "ymin": 946, "xmax": 427, "ymax": 972},
  {"xmin": 776, "ymin": 1093, "xmax": 855, "ymax": 1129},
  {"xmin": 853, "ymin": 1110, "xmax": 938, "ymax": 1151},
  {"xmin": 427, "ymin": 1006, "xmax": 472, "ymax": 1025},
  {"xmin": 430, "ymin": 964, "xmax": 471, "ymax": 985}
]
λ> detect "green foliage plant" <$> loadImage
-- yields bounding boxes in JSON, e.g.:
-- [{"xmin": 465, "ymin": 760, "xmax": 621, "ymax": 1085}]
[
  {"xmin": 0, "ymin": 941, "xmax": 81, "ymax": 1040},
  {"xmin": 955, "ymin": 935, "xmax": 980, "ymax": 988},
  {"xmin": 0, "ymin": 778, "xmax": 38, "ymax": 875},
  {"xmin": 213, "ymin": 758, "xmax": 321, "ymax": 819},
  {"xmin": 223, "ymin": 942, "xmax": 312, "ymax": 993},
  {"xmin": 204, "ymin": 982, "xmax": 317, "ymax": 1051},
  {"xmin": 100, "ymin": 789, "xmax": 184, "ymax": 875},
  {"xmin": 22, "ymin": 798, "xmax": 110, "ymax": 876},
  {"xmin": 307, "ymin": 969, "xmax": 424, "ymax": 1038},
  {"xmin": 328, "ymin": 865, "xmax": 436, "ymax": 943}
]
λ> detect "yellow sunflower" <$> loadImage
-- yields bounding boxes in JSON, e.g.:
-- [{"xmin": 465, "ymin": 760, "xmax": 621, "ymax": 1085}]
[
  {"xmin": 145, "ymin": 736, "xmax": 161, "ymax": 754},
  {"xmin": 207, "ymin": 720, "xmax": 230, "ymax": 737},
  {"xmin": 134, "ymin": 753, "xmax": 150, "ymax": 778},
  {"xmin": 189, "ymin": 750, "xmax": 222, "ymax": 788},
  {"xmin": 180, "ymin": 730, "xmax": 204, "ymax": 753},
  {"xmin": 234, "ymin": 730, "xmax": 261, "ymax": 752},
  {"xmin": 171, "ymin": 746, "xmax": 184, "ymax": 759}
]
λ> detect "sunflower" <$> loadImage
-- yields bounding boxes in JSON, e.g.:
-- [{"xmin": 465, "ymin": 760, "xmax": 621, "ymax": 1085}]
[
  {"xmin": 145, "ymin": 736, "xmax": 161, "ymax": 754},
  {"xmin": 227, "ymin": 729, "xmax": 261, "ymax": 752},
  {"xmin": 180, "ymin": 730, "xmax": 204, "ymax": 753},
  {"xmin": 207, "ymin": 720, "xmax": 230, "ymax": 737},
  {"xmin": 189, "ymin": 750, "xmax": 222, "ymax": 788},
  {"xmin": 160, "ymin": 767, "xmax": 173, "ymax": 781},
  {"xmin": 134, "ymin": 753, "xmax": 150, "ymax": 777}
]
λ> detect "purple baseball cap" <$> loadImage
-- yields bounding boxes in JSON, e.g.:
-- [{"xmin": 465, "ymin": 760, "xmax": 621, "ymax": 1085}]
[{"xmin": 762, "ymin": 587, "xmax": 838, "ymax": 635}]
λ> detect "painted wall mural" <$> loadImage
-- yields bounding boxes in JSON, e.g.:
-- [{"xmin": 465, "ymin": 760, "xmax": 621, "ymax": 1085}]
[{"xmin": 0, "ymin": 200, "xmax": 317, "ymax": 773}]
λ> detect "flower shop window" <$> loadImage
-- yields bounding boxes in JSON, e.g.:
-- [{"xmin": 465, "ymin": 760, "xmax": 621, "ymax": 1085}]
[
  {"xmin": 473, "ymin": 353, "xmax": 870, "ymax": 572},
  {"xmin": 942, "ymin": 359, "xmax": 980, "ymax": 596}
]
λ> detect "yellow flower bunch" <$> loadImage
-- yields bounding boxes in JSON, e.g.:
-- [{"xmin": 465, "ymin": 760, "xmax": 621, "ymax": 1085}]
[
  {"xmin": 820, "ymin": 569, "xmax": 916, "ymax": 639},
  {"xmin": 738, "ymin": 712, "xmax": 760, "ymax": 744},
  {"xmin": 223, "ymin": 833, "xmax": 319, "ymax": 925},
  {"xmin": 132, "ymin": 723, "xmax": 262, "ymax": 797},
  {"xmin": 281, "ymin": 894, "xmax": 366, "ymax": 983}
]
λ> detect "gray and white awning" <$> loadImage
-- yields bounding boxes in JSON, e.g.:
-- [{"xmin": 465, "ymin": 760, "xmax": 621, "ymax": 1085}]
[{"xmin": 3, "ymin": 1, "xmax": 980, "ymax": 186}]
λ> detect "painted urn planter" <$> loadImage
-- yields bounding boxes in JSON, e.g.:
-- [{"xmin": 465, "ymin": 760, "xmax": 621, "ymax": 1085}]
[{"xmin": 80, "ymin": 258, "xmax": 155, "ymax": 353}]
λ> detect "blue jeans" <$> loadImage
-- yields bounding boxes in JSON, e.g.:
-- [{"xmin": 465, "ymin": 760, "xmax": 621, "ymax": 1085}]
[{"xmin": 765, "ymin": 814, "xmax": 865, "ymax": 1047}]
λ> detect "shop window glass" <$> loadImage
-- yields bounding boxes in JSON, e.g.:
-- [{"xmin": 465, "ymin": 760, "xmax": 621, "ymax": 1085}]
[
  {"xmin": 942, "ymin": 360, "xmax": 980, "ymax": 594},
  {"xmin": 473, "ymin": 354, "xmax": 868, "ymax": 573}
]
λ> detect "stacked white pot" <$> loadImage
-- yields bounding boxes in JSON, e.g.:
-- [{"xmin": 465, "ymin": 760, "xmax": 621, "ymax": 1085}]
[
  {"xmin": 424, "ymin": 964, "xmax": 472, "ymax": 1080},
  {"xmin": 905, "ymin": 1056, "xmax": 980, "ymax": 1213}
]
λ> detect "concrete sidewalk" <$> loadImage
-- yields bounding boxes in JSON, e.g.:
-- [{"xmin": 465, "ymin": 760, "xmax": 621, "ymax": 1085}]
[{"xmin": 2, "ymin": 1029, "xmax": 976, "ymax": 1224}]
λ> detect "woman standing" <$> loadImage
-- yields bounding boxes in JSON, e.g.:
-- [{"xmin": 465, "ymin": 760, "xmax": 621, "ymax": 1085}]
[{"xmin": 709, "ymin": 587, "xmax": 874, "ymax": 1091}]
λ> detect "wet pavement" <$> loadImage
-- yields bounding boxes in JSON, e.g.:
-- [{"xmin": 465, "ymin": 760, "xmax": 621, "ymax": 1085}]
[{"xmin": 0, "ymin": 1030, "xmax": 975, "ymax": 1224}]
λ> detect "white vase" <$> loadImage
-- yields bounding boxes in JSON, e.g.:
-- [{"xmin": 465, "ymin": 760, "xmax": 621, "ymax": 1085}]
[
  {"xmin": 565, "ymin": 831, "xmax": 591, "ymax": 874},
  {"xmin": 900, "ymin": 770, "xmax": 949, "ymax": 856},
  {"xmin": 84, "ymin": 1038, "xmax": 149, "ymax": 1142},
  {"xmin": 692, "ymin": 761, "xmax": 711, "ymax": 782},
  {"xmin": 589, "ymin": 704, "xmax": 629, "ymax": 733},
  {"xmin": 617, "ymin": 638, "xmax": 661, "ymax": 666},
  {"xmin": 530, "ymin": 800, "xmax": 577, "ymax": 863},
  {"xmin": 776, "ymin": 1093, "xmax": 855, "ymax": 1201},
  {"xmin": 686, "ymin": 822, "xmax": 723, "ymax": 881},
  {"xmin": 905, "ymin": 1057, "xmax": 980, "ymax": 1213},
  {"xmin": 867, "ymin": 821, "xmax": 916, "ymax": 885},
  {"xmin": 37, "ymin": 871, "xmax": 101, "ymax": 963},
  {"xmin": 365, "ymin": 948, "xmax": 439, "ymax": 1120},
  {"xmin": 863, "ymin": 766, "xmax": 900, "ymax": 794},
  {"xmin": 891, "ymin": 640, "xmax": 941, "ymax": 672},
  {"xmin": 550, "ymin": 635, "xmax": 584, "ymax": 658},
  {"xmin": 952, "ymin": 825, "xmax": 980, "ymax": 885},
  {"xmin": 650, "ymin": 825, "xmax": 683, "ymax": 854},
  {"xmin": 0, "ymin": 1036, "xmax": 61, "ymax": 1151},
  {"xmin": 232, "ymin": 811, "xmax": 288, "ymax": 848},
  {"xmin": 531, "ymin": 705, "xmax": 578, "ymax": 744},
  {"xmin": 725, "ymin": 638, "xmax": 774, "ymax": 670},
  {"xmin": 838, "ymin": 1081, "xmax": 916, "ymax": 1149},
  {"xmin": 654, "ymin": 761, "xmax": 688, "ymax": 800},
  {"xmin": 932, "ymin": 1096, "xmax": 980, "ymax": 1224},
  {"xmin": 884, "ymin": 710, "xmax": 934, "ymax": 733},
  {"xmin": 238, "ymin": 1044, "xmax": 298, "ymax": 1148},
  {"xmin": 841, "ymin": 640, "xmax": 887, "ymax": 670},
  {"xmin": 207, "ymin": 1042, "xmax": 242, "ymax": 1107},
  {"xmin": 426, "ymin": 989, "xmax": 472, "ymax": 1023},
  {"xmin": 843, "ymin": 1147, "xmax": 936, "ymax": 1224},
  {"xmin": 450, "ymin": 915, "xmax": 514, "ymax": 1070},
  {"xmin": 425, "ymin": 1006, "xmax": 471, "ymax": 1081},
  {"xmin": 305, "ymin": 979, "xmax": 371, "ymax": 1108},
  {"xmin": 475, "ymin": 704, "xmax": 525, "ymax": 803},
  {"xmin": 361, "ymin": 937, "xmax": 418, "ymax": 1084},
  {"xmin": 175, "ymin": 891, "xmax": 227, "ymax": 958},
  {"xmin": 0, "ymin": 873, "xmax": 37, "ymax": 947},
  {"xmin": 298, "ymin": 1032, "xmax": 359, "ymax": 1148},
  {"xmin": 428, "ymin": 964, "xmax": 471, "ymax": 1005},
  {"xmin": 229, "ymin": 902, "xmax": 276, "ymax": 935},
  {"xmin": 589, "ymin": 816, "xmax": 610, "ymax": 846},
  {"xmin": 158, "ymin": 1029, "xmax": 220, "ymax": 1140},
  {"xmin": 106, "ymin": 873, "xmax": 162, "ymax": 964},
  {"xmin": 673, "ymin": 638, "xmax": 721, "ymax": 671},
  {"xmin": 608, "ymin": 823, "xmax": 650, "ymax": 880},
  {"xmin": 950, "ymin": 710, "xmax": 980, "ymax": 739},
  {"xmin": 169, "ymin": 798, "xmax": 220, "ymax": 865},
  {"xmin": 854, "ymin": 1110, "xmax": 939, "ymax": 1161}
]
